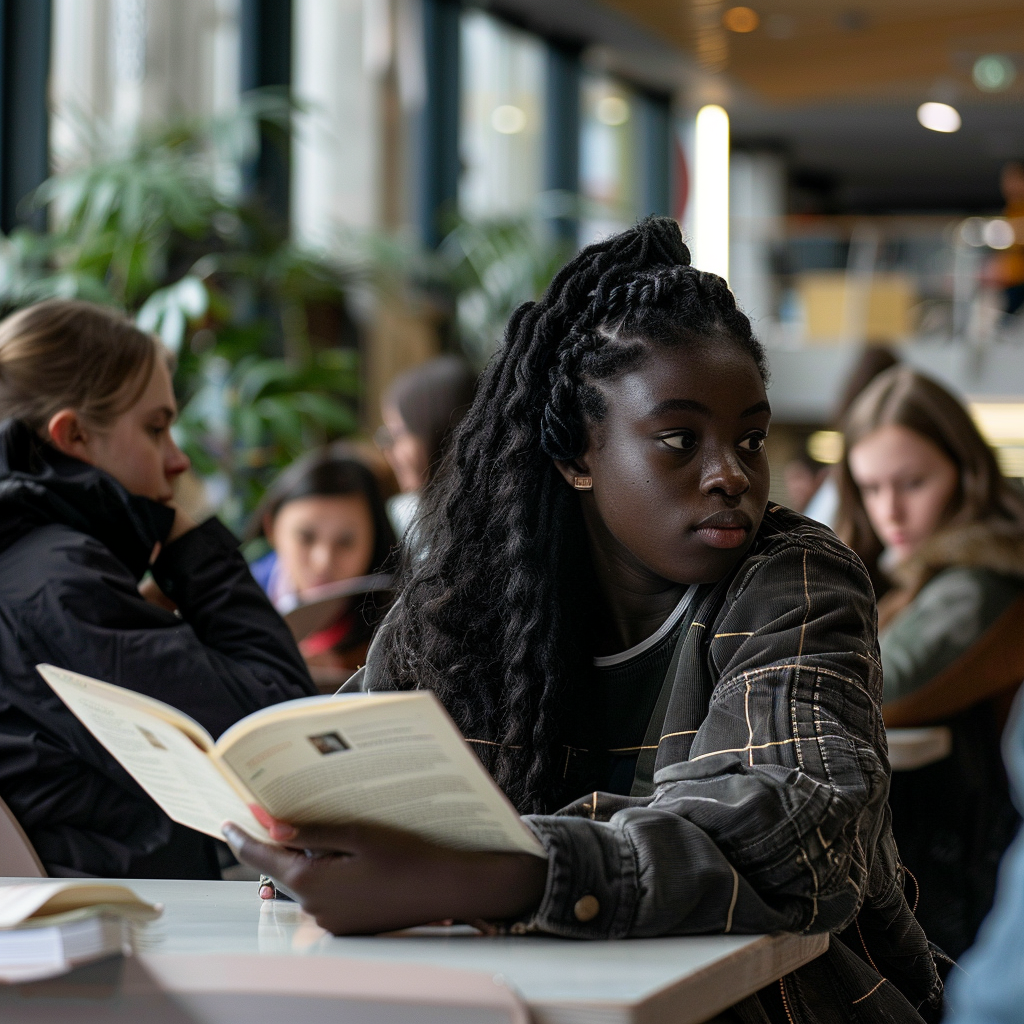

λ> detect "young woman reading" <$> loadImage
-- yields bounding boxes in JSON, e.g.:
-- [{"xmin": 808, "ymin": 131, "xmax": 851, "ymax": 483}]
[
  {"xmin": 837, "ymin": 366, "xmax": 1024, "ymax": 957},
  {"xmin": 247, "ymin": 446, "xmax": 396, "ymax": 676},
  {"xmin": 0, "ymin": 300, "xmax": 316, "ymax": 878},
  {"xmin": 226, "ymin": 220, "xmax": 943, "ymax": 1023}
]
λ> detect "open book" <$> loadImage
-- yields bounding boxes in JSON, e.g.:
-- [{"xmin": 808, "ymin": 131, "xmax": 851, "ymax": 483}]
[
  {"xmin": 38, "ymin": 665, "xmax": 544, "ymax": 858},
  {"xmin": 276, "ymin": 573, "xmax": 392, "ymax": 642}
]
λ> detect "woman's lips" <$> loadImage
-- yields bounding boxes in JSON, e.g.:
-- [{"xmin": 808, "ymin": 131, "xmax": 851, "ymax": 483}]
[
  {"xmin": 693, "ymin": 512, "xmax": 753, "ymax": 550},
  {"xmin": 694, "ymin": 526, "xmax": 750, "ymax": 549}
]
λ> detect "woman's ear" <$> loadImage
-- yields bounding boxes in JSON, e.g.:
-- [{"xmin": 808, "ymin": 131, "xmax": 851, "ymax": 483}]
[
  {"xmin": 553, "ymin": 457, "xmax": 593, "ymax": 490},
  {"xmin": 46, "ymin": 409, "xmax": 93, "ymax": 462},
  {"xmin": 262, "ymin": 512, "xmax": 277, "ymax": 548}
]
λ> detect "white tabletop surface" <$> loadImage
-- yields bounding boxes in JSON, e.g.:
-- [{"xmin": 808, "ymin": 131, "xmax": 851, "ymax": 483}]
[{"xmin": 2, "ymin": 878, "xmax": 828, "ymax": 1024}]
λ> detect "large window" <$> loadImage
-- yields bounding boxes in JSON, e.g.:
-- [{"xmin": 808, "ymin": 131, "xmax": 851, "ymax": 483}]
[
  {"xmin": 459, "ymin": 10, "xmax": 545, "ymax": 220},
  {"xmin": 579, "ymin": 74, "xmax": 640, "ymax": 245}
]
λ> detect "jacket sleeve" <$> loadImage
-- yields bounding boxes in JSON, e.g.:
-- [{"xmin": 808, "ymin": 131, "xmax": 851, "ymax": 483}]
[
  {"xmin": 40, "ymin": 518, "xmax": 316, "ymax": 738},
  {"xmin": 880, "ymin": 566, "xmax": 1022, "ymax": 702},
  {"xmin": 521, "ymin": 534, "xmax": 889, "ymax": 939}
]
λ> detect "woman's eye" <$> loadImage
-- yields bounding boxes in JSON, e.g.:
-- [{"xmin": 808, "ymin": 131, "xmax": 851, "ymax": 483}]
[
  {"xmin": 737, "ymin": 433, "xmax": 766, "ymax": 453},
  {"xmin": 660, "ymin": 432, "xmax": 697, "ymax": 451}
]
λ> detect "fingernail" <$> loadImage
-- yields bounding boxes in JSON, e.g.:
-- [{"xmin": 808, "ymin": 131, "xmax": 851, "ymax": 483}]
[
  {"xmin": 248, "ymin": 804, "xmax": 275, "ymax": 828},
  {"xmin": 259, "ymin": 885, "xmax": 275, "ymax": 900},
  {"xmin": 221, "ymin": 822, "xmax": 242, "ymax": 844},
  {"xmin": 269, "ymin": 822, "xmax": 297, "ymax": 841}
]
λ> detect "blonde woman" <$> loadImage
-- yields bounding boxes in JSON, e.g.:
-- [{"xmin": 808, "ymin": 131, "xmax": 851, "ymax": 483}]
[
  {"xmin": 837, "ymin": 365, "xmax": 1024, "ymax": 956},
  {"xmin": 0, "ymin": 300, "xmax": 315, "ymax": 879}
]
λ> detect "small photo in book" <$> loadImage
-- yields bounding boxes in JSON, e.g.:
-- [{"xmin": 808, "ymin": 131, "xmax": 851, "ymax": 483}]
[{"xmin": 307, "ymin": 731, "xmax": 350, "ymax": 755}]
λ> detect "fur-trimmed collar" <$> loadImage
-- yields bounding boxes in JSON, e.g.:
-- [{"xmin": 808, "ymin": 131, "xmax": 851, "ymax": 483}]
[{"xmin": 891, "ymin": 517, "xmax": 1024, "ymax": 593}]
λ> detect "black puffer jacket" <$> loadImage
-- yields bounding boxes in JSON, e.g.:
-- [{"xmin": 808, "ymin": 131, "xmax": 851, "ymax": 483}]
[{"xmin": 0, "ymin": 420, "xmax": 316, "ymax": 877}]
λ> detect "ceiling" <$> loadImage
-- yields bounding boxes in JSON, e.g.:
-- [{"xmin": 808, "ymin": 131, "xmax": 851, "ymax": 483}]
[
  {"xmin": 483, "ymin": 0, "xmax": 1024, "ymax": 213},
  {"xmin": 601, "ymin": 1, "xmax": 1024, "ymax": 104}
]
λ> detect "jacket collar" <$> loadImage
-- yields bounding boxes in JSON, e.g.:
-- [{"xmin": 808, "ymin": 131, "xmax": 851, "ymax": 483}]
[{"xmin": 0, "ymin": 418, "xmax": 175, "ymax": 580}]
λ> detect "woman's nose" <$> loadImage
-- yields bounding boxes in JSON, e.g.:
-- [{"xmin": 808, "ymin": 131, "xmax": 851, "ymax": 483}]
[
  {"xmin": 700, "ymin": 447, "xmax": 750, "ymax": 498},
  {"xmin": 166, "ymin": 438, "xmax": 190, "ymax": 477}
]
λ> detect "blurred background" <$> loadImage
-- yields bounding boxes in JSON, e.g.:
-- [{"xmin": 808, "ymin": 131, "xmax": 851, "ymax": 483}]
[{"xmin": 1, "ymin": 0, "xmax": 1023, "ymax": 524}]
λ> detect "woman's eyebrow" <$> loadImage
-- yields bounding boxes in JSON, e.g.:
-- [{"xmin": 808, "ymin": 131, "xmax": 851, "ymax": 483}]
[
  {"xmin": 646, "ymin": 398, "xmax": 772, "ymax": 418},
  {"xmin": 647, "ymin": 398, "xmax": 711, "ymax": 417}
]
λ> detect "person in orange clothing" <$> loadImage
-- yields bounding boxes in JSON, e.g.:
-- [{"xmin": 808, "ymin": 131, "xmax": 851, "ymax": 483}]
[{"xmin": 994, "ymin": 161, "xmax": 1024, "ymax": 315}]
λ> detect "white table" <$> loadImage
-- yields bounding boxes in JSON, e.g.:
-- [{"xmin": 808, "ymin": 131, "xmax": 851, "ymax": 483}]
[
  {"xmin": 0, "ymin": 879, "xmax": 828, "ymax": 1024},
  {"xmin": 886, "ymin": 726, "xmax": 953, "ymax": 771}
]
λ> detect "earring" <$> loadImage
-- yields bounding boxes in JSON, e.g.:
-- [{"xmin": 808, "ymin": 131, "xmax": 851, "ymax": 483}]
[{"xmin": 572, "ymin": 475, "xmax": 593, "ymax": 491}]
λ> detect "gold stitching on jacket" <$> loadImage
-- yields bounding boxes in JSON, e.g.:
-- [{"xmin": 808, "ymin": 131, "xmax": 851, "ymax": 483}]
[
  {"xmin": 725, "ymin": 865, "xmax": 739, "ymax": 932},
  {"xmin": 904, "ymin": 866, "xmax": 920, "ymax": 915},
  {"xmin": 659, "ymin": 729, "xmax": 698, "ymax": 741},
  {"xmin": 778, "ymin": 979, "xmax": 795, "ymax": 1024},
  {"xmin": 688, "ymin": 736, "xmax": 800, "ymax": 762},
  {"xmin": 713, "ymin": 631, "xmax": 755, "ymax": 638},
  {"xmin": 855, "ymin": 916, "xmax": 882, "ymax": 975},
  {"xmin": 465, "ymin": 738, "xmax": 523, "ymax": 749},
  {"xmin": 744, "ymin": 680, "xmax": 754, "ymax": 766},
  {"xmin": 851, "ymin": 979, "xmax": 886, "ymax": 1005}
]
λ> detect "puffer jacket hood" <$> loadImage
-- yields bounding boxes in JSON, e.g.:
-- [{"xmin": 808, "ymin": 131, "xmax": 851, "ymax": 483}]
[{"xmin": 0, "ymin": 418, "xmax": 175, "ymax": 579}]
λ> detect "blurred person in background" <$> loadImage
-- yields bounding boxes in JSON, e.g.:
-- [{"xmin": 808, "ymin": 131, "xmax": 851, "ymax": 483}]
[
  {"xmin": 782, "ymin": 450, "xmax": 828, "ymax": 513},
  {"xmin": 376, "ymin": 355, "xmax": 477, "ymax": 540},
  {"xmin": 802, "ymin": 345, "xmax": 899, "ymax": 526},
  {"xmin": 994, "ymin": 160, "xmax": 1024, "ymax": 316},
  {"xmin": 248, "ymin": 445, "xmax": 396, "ymax": 677},
  {"xmin": 836, "ymin": 365, "xmax": 1024, "ymax": 956}
]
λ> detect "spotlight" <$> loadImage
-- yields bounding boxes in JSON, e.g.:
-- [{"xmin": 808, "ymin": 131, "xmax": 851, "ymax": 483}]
[
  {"xmin": 596, "ymin": 96, "xmax": 630, "ymax": 126},
  {"xmin": 916, "ymin": 102, "xmax": 961, "ymax": 133},
  {"xmin": 983, "ymin": 219, "xmax": 1016, "ymax": 250},
  {"xmin": 491, "ymin": 105, "xmax": 526, "ymax": 134},
  {"xmin": 973, "ymin": 55, "xmax": 1016, "ymax": 93},
  {"xmin": 723, "ymin": 7, "xmax": 759, "ymax": 33}
]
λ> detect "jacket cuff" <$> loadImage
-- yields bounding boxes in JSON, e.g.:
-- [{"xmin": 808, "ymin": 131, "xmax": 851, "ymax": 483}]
[
  {"xmin": 516, "ymin": 814, "xmax": 639, "ymax": 939},
  {"xmin": 150, "ymin": 517, "xmax": 240, "ymax": 602}
]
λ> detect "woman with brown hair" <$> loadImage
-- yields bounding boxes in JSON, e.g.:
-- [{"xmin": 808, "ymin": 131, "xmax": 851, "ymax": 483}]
[
  {"xmin": 837, "ymin": 364, "xmax": 1024, "ymax": 956},
  {"xmin": 0, "ymin": 299, "xmax": 315, "ymax": 879}
]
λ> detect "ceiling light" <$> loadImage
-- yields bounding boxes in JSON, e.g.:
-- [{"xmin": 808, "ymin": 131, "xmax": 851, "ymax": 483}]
[
  {"xmin": 807, "ymin": 431, "xmax": 844, "ymax": 465},
  {"xmin": 491, "ymin": 105, "xmax": 526, "ymax": 134},
  {"xmin": 596, "ymin": 95, "xmax": 630, "ymax": 126},
  {"xmin": 973, "ymin": 55, "xmax": 1016, "ymax": 92},
  {"xmin": 722, "ymin": 7, "xmax": 759, "ymax": 33},
  {"xmin": 693, "ymin": 104, "xmax": 730, "ymax": 281},
  {"xmin": 916, "ymin": 102, "xmax": 961, "ymax": 133}
]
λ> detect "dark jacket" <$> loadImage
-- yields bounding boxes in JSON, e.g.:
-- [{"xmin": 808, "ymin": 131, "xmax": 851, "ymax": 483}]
[
  {"xmin": 0, "ymin": 420, "xmax": 316, "ymax": 878},
  {"xmin": 356, "ymin": 505, "xmax": 943, "ymax": 1024}
]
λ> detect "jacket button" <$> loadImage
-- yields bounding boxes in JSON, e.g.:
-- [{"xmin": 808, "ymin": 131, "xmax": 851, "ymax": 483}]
[{"xmin": 573, "ymin": 895, "xmax": 600, "ymax": 922}]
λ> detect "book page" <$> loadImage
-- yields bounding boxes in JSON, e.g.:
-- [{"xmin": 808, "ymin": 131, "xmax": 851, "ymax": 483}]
[
  {"xmin": 0, "ymin": 883, "xmax": 161, "ymax": 929},
  {"xmin": 215, "ymin": 692, "xmax": 545, "ymax": 857},
  {"xmin": 36, "ymin": 665, "xmax": 214, "ymax": 750},
  {"xmin": 38, "ymin": 665, "xmax": 268, "ymax": 842}
]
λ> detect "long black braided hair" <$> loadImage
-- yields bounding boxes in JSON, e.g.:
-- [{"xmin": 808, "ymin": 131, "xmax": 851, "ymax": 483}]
[{"xmin": 373, "ymin": 217, "xmax": 768, "ymax": 813}]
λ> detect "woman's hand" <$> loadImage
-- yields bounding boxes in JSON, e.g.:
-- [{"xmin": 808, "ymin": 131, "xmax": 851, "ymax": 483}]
[{"xmin": 221, "ymin": 818, "xmax": 547, "ymax": 936}]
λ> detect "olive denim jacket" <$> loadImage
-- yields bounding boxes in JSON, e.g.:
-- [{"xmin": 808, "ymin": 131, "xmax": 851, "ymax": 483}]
[{"xmin": 354, "ymin": 506, "xmax": 943, "ymax": 1024}]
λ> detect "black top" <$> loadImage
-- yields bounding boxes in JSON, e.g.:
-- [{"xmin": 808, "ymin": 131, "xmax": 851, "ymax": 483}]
[
  {"xmin": 0, "ymin": 420, "xmax": 316, "ymax": 878},
  {"xmin": 583, "ymin": 594, "xmax": 694, "ymax": 796},
  {"xmin": 561, "ymin": 593, "xmax": 696, "ymax": 798}
]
